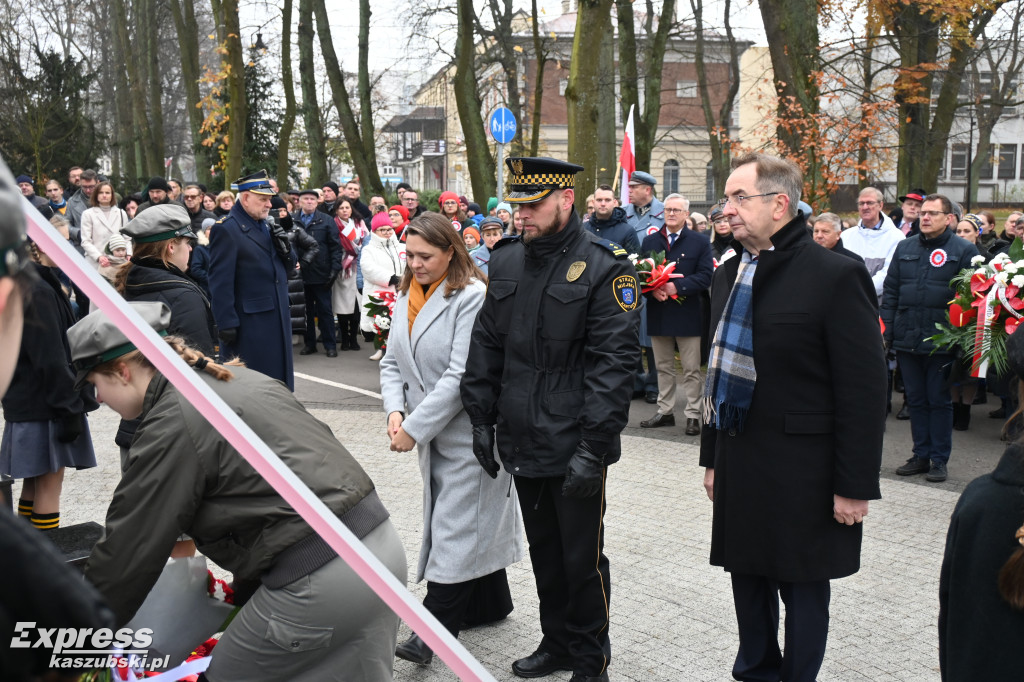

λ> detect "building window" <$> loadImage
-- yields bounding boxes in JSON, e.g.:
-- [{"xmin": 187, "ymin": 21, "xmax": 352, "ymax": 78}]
[
  {"xmin": 664, "ymin": 160, "xmax": 679, "ymax": 194},
  {"xmin": 706, "ymin": 163, "xmax": 716, "ymax": 203},
  {"xmin": 998, "ymin": 145, "xmax": 1017, "ymax": 179},
  {"xmin": 559, "ymin": 79, "xmax": 568, "ymax": 96},
  {"xmin": 676, "ymin": 81, "xmax": 697, "ymax": 98},
  {"xmin": 950, "ymin": 144, "xmax": 969, "ymax": 179}
]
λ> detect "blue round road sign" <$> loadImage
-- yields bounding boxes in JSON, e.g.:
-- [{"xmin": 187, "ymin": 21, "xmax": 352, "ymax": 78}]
[{"xmin": 489, "ymin": 107, "xmax": 517, "ymax": 144}]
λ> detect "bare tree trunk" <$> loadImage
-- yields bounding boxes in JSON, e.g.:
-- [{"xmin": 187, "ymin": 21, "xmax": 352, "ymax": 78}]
[
  {"xmin": 143, "ymin": 0, "xmax": 165, "ymax": 175},
  {"xmin": 567, "ymin": 0, "xmax": 614, "ymax": 213},
  {"xmin": 297, "ymin": 0, "xmax": 328, "ymax": 185},
  {"xmin": 308, "ymin": 0, "xmax": 383, "ymax": 195},
  {"xmin": 356, "ymin": 0, "xmax": 384, "ymax": 194},
  {"xmin": 115, "ymin": 0, "xmax": 152, "ymax": 178},
  {"xmin": 691, "ymin": 0, "xmax": 741, "ymax": 199},
  {"xmin": 455, "ymin": 0, "xmax": 496, "ymax": 204},
  {"xmin": 169, "ymin": 0, "xmax": 211, "ymax": 184},
  {"xmin": 218, "ymin": 0, "xmax": 246, "ymax": 181},
  {"xmin": 277, "ymin": 0, "xmax": 297, "ymax": 185},
  {"xmin": 528, "ymin": 0, "xmax": 548, "ymax": 157}
]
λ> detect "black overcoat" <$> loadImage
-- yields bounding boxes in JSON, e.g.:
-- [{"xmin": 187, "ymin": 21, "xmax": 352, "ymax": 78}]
[
  {"xmin": 641, "ymin": 227, "xmax": 714, "ymax": 337},
  {"xmin": 698, "ymin": 215, "xmax": 886, "ymax": 582},
  {"xmin": 939, "ymin": 444, "xmax": 1024, "ymax": 681}
]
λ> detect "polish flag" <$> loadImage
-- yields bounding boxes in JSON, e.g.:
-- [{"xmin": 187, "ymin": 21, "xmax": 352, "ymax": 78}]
[{"xmin": 619, "ymin": 105, "xmax": 635, "ymax": 207}]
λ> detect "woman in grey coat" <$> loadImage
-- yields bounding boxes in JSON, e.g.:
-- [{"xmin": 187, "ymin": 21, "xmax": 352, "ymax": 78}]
[{"xmin": 380, "ymin": 213, "xmax": 523, "ymax": 665}]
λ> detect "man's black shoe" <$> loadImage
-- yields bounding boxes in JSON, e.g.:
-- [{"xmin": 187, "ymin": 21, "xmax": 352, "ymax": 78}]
[
  {"xmin": 896, "ymin": 457, "xmax": 929, "ymax": 476},
  {"xmin": 644, "ymin": 391, "xmax": 658, "ymax": 404},
  {"xmin": 512, "ymin": 650, "xmax": 573, "ymax": 678},
  {"xmin": 325, "ymin": 349, "xmax": 338, "ymax": 358},
  {"xmin": 990, "ymin": 404, "xmax": 1007, "ymax": 419},
  {"xmin": 569, "ymin": 674, "xmax": 609, "ymax": 682},
  {"xmin": 926, "ymin": 460, "xmax": 948, "ymax": 482},
  {"xmin": 299, "ymin": 346, "xmax": 317, "ymax": 355},
  {"xmin": 632, "ymin": 389, "xmax": 645, "ymax": 400},
  {"xmin": 685, "ymin": 418, "xmax": 701, "ymax": 436},
  {"xmin": 395, "ymin": 634, "xmax": 433, "ymax": 665},
  {"xmin": 896, "ymin": 403, "xmax": 910, "ymax": 420},
  {"xmin": 640, "ymin": 413, "xmax": 675, "ymax": 428}
]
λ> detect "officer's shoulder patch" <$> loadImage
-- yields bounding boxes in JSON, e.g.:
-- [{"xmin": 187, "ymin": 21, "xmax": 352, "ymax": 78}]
[
  {"xmin": 595, "ymin": 238, "xmax": 629, "ymax": 258},
  {"xmin": 491, "ymin": 234, "xmax": 521, "ymax": 251},
  {"xmin": 612, "ymin": 274, "xmax": 639, "ymax": 311},
  {"xmin": 215, "ymin": 216, "xmax": 228, "ymax": 224}
]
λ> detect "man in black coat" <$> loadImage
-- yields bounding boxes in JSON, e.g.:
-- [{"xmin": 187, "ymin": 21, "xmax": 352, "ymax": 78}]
[
  {"xmin": 638, "ymin": 193, "xmax": 713, "ymax": 434},
  {"xmin": 462, "ymin": 157, "xmax": 640, "ymax": 682},
  {"xmin": 812, "ymin": 212, "xmax": 865, "ymax": 264},
  {"xmin": 583, "ymin": 184, "xmax": 641, "ymax": 255},
  {"xmin": 889, "ymin": 188, "xmax": 925, "ymax": 237},
  {"xmin": 182, "ymin": 183, "xmax": 216, "ymax": 234},
  {"xmin": 293, "ymin": 189, "xmax": 342, "ymax": 357},
  {"xmin": 700, "ymin": 153, "xmax": 886, "ymax": 682}
]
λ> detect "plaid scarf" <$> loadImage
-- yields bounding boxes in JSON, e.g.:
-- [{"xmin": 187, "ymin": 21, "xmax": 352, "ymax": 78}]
[{"xmin": 702, "ymin": 252, "xmax": 758, "ymax": 431}]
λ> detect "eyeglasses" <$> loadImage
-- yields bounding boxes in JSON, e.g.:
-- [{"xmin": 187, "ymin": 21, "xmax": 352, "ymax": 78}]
[
  {"xmin": 921, "ymin": 210, "xmax": 950, "ymax": 218},
  {"xmin": 375, "ymin": 227, "xmax": 394, "ymax": 233},
  {"xmin": 184, "ymin": 194, "xmax": 200, "ymax": 200},
  {"xmin": 857, "ymin": 201, "xmax": 880, "ymax": 207},
  {"xmin": 718, "ymin": 192, "xmax": 779, "ymax": 208},
  {"xmin": 664, "ymin": 208, "xmax": 687, "ymax": 214}
]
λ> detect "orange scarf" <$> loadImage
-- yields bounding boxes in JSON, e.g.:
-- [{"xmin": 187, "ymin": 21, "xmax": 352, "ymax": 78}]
[{"xmin": 408, "ymin": 273, "xmax": 447, "ymax": 334}]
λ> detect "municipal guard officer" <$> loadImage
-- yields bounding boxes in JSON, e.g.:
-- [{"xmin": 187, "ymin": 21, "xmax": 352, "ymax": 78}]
[
  {"xmin": 208, "ymin": 170, "xmax": 297, "ymax": 390},
  {"xmin": 461, "ymin": 157, "xmax": 640, "ymax": 682}
]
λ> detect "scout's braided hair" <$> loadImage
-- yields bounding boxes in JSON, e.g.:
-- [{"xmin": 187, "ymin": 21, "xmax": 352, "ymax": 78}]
[{"xmin": 91, "ymin": 335, "xmax": 242, "ymax": 382}]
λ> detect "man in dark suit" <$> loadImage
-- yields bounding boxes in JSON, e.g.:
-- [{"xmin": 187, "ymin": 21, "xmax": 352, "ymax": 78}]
[
  {"xmin": 293, "ymin": 189, "xmax": 342, "ymax": 357},
  {"xmin": 209, "ymin": 170, "xmax": 297, "ymax": 390},
  {"xmin": 700, "ymin": 153, "xmax": 886, "ymax": 682},
  {"xmin": 889, "ymin": 188, "xmax": 926, "ymax": 237},
  {"xmin": 638, "ymin": 193, "xmax": 714, "ymax": 435},
  {"xmin": 812, "ymin": 212, "xmax": 865, "ymax": 264}
]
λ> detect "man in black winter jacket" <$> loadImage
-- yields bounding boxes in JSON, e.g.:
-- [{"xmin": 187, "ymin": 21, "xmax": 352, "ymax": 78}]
[
  {"xmin": 583, "ymin": 184, "xmax": 641, "ymax": 255},
  {"xmin": 882, "ymin": 194, "xmax": 979, "ymax": 483},
  {"xmin": 293, "ymin": 189, "xmax": 342, "ymax": 357}
]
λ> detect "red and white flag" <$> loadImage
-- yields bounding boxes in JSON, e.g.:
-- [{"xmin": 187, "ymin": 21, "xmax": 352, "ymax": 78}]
[{"xmin": 618, "ymin": 105, "xmax": 635, "ymax": 207}]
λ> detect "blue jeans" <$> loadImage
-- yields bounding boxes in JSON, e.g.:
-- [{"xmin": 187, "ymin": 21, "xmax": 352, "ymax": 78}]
[{"xmin": 897, "ymin": 351, "xmax": 953, "ymax": 464}]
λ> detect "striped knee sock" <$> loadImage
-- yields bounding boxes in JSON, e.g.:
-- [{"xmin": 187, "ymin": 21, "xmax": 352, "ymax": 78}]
[
  {"xmin": 30, "ymin": 511, "xmax": 59, "ymax": 530},
  {"xmin": 17, "ymin": 498, "xmax": 33, "ymax": 518}
]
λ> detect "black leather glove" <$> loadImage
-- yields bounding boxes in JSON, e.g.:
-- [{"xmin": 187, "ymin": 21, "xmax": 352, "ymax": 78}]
[
  {"xmin": 269, "ymin": 222, "xmax": 292, "ymax": 261},
  {"xmin": 56, "ymin": 413, "xmax": 84, "ymax": 443},
  {"xmin": 328, "ymin": 271, "xmax": 340, "ymax": 286},
  {"xmin": 389, "ymin": 275, "xmax": 401, "ymax": 287},
  {"xmin": 562, "ymin": 440, "xmax": 606, "ymax": 498},
  {"xmin": 219, "ymin": 327, "xmax": 238, "ymax": 345},
  {"xmin": 472, "ymin": 425, "xmax": 500, "ymax": 479}
]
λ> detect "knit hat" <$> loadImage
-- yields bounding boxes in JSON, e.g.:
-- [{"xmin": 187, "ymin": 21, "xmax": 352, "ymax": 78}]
[
  {"xmin": 462, "ymin": 226, "xmax": 480, "ymax": 243},
  {"xmin": 104, "ymin": 233, "xmax": 128, "ymax": 254},
  {"xmin": 146, "ymin": 176, "xmax": 172, "ymax": 194},
  {"xmin": 496, "ymin": 202, "xmax": 513, "ymax": 216},
  {"xmin": 322, "ymin": 181, "xmax": 340, "ymax": 195},
  {"xmin": 458, "ymin": 195, "xmax": 469, "ymax": 206},
  {"xmin": 388, "ymin": 205, "xmax": 409, "ymax": 224},
  {"xmin": 487, "ymin": 197, "xmax": 498, "ymax": 213},
  {"xmin": 200, "ymin": 218, "xmax": 216, "ymax": 233},
  {"xmin": 960, "ymin": 214, "xmax": 985, "ymax": 233},
  {"xmin": 15, "ymin": 175, "xmax": 32, "ymax": 185},
  {"xmin": 467, "ymin": 202, "xmax": 482, "ymax": 215},
  {"xmin": 371, "ymin": 212, "xmax": 393, "ymax": 232},
  {"xmin": 439, "ymin": 191, "xmax": 459, "ymax": 208}
]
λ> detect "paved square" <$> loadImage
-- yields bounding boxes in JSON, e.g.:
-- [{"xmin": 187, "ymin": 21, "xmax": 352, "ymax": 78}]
[{"xmin": 13, "ymin": 403, "xmax": 964, "ymax": 681}]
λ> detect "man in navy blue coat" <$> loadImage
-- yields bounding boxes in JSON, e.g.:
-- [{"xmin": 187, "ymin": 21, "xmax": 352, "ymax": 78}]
[
  {"xmin": 638, "ymin": 193, "xmax": 714, "ymax": 435},
  {"xmin": 209, "ymin": 170, "xmax": 297, "ymax": 390}
]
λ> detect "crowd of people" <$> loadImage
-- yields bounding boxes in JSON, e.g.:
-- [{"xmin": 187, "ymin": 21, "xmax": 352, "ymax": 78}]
[{"xmin": 2, "ymin": 152, "xmax": 1024, "ymax": 682}]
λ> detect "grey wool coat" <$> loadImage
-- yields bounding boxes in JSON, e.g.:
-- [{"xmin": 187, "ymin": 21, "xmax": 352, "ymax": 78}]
[{"xmin": 380, "ymin": 278, "xmax": 523, "ymax": 583}]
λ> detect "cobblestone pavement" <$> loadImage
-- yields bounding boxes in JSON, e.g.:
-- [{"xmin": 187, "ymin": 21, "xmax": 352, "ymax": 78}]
[{"xmin": 7, "ymin": 396, "xmax": 976, "ymax": 682}]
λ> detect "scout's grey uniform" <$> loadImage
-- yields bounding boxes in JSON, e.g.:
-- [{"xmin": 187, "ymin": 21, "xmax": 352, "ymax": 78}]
[{"xmin": 69, "ymin": 302, "xmax": 407, "ymax": 682}]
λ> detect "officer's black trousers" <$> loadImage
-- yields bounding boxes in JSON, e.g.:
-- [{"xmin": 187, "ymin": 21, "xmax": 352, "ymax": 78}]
[
  {"xmin": 514, "ymin": 473, "xmax": 610, "ymax": 676},
  {"xmin": 303, "ymin": 283, "xmax": 335, "ymax": 350}
]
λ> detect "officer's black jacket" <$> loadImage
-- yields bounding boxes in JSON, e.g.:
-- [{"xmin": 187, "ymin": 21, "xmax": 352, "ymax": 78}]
[{"xmin": 461, "ymin": 209, "xmax": 640, "ymax": 477}]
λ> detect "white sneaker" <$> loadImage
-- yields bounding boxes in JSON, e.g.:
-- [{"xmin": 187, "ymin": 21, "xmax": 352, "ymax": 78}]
[{"xmin": 369, "ymin": 349, "xmax": 383, "ymax": 361}]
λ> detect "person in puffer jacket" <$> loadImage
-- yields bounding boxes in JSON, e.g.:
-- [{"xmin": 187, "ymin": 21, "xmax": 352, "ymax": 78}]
[{"xmin": 881, "ymin": 193, "xmax": 979, "ymax": 484}]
